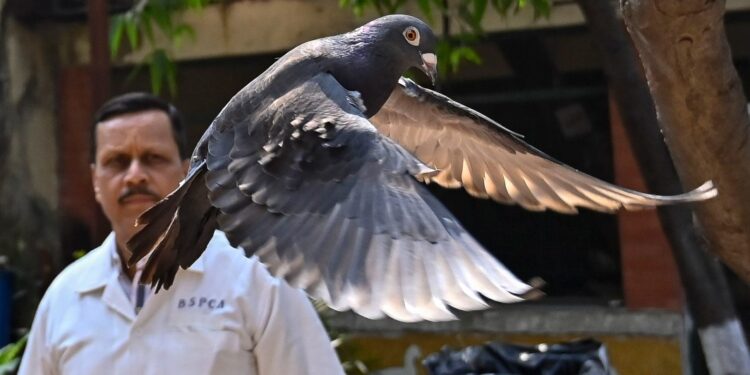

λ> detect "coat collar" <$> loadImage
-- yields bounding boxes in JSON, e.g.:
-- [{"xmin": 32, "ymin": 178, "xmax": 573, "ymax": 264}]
[{"xmin": 75, "ymin": 232, "xmax": 207, "ymax": 294}]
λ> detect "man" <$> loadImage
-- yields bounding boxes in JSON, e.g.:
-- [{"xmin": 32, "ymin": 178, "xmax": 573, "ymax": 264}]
[{"xmin": 19, "ymin": 93, "xmax": 344, "ymax": 374}]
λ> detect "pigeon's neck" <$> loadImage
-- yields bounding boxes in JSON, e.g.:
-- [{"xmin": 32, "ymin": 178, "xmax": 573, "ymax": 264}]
[
  {"xmin": 333, "ymin": 39, "xmax": 406, "ymax": 117},
  {"xmin": 361, "ymin": 58, "xmax": 402, "ymax": 117}
]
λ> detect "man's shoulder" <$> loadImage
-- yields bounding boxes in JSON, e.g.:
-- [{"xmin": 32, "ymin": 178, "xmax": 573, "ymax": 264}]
[
  {"xmin": 70, "ymin": 245, "xmax": 110, "ymax": 268},
  {"xmin": 198, "ymin": 231, "xmax": 280, "ymax": 288},
  {"xmin": 202, "ymin": 231, "xmax": 258, "ymax": 269},
  {"xmin": 37, "ymin": 245, "xmax": 111, "ymax": 310}
]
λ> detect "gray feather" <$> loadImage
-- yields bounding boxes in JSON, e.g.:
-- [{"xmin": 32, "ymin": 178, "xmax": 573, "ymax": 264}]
[{"xmin": 128, "ymin": 15, "xmax": 715, "ymax": 323}]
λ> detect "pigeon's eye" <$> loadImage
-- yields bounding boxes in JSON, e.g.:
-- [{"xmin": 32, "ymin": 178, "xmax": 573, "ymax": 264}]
[{"xmin": 403, "ymin": 27, "xmax": 420, "ymax": 46}]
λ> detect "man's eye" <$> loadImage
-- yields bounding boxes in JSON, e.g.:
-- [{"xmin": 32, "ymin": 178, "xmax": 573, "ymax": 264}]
[
  {"xmin": 104, "ymin": 156, "xmax": 129, "ymax": 169},
  {"xmin": 144, "ymin": 154, "xmax": 166, "ymax": 164}
]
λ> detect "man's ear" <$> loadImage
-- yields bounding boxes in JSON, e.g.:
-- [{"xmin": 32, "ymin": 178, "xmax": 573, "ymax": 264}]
[{"xmin": 91, "ymin": 163, "xmax": 101, "ymax": 203}]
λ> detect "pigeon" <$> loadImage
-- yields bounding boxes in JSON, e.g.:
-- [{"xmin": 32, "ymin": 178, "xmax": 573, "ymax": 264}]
[{"xmin": 128, "ymin": 14, "xmax": 717, "ymax": 322}]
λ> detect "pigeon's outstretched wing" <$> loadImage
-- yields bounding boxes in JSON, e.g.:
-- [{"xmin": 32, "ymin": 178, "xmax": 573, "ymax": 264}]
[
  {"xmin": 204, "ymin": 73, "xmax": 533, "ymax": 322},
  {"xmin": 371, "ymin": 78, "xmax": 717, "ymax": 214}
]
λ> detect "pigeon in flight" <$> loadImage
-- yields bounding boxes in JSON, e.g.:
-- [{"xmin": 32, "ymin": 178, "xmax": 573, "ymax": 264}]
[{"xmin": 128, "ymin": 15, "xmax": 717, "ymax": 322}]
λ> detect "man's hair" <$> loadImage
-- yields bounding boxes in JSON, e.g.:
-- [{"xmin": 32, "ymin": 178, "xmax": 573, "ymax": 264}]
[{"xmin": 90, "ymin": 92, "xmax": 189, "ymax": 162}]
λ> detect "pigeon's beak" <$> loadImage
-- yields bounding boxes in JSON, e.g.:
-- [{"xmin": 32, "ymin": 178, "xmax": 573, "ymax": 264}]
[{"xmin": 420, "ymin": 53, "xmax": 438, "ymax": 86}]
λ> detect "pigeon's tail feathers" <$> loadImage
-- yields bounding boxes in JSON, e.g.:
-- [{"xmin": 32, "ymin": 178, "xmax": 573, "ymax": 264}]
[
  {"xmin": 127, "ymin": 187, "xmax": 187, "ymax": 269},
  {"xmin": 127, "ymin": 161, "xmax": 218, "ymax": 291}
]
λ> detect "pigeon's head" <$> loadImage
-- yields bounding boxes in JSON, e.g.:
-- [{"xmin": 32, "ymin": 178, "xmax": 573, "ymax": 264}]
[{"xmin": 356, "ymin": 15, "xmax": 438, "ymax": 84}]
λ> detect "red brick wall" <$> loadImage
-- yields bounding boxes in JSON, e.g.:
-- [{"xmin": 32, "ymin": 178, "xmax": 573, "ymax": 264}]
[
  {"xmin": 610, "ymin": 94, "xmax": 683, "ymax": 311},
  {"xmin": 57, "ymin": 66, "xmax": 109, "ymax": 259}
]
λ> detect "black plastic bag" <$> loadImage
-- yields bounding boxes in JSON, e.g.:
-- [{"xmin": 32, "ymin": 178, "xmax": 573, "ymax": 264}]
[{"xmin": 423, "ymin": 338, "xmax": 615, "ymax": 375}]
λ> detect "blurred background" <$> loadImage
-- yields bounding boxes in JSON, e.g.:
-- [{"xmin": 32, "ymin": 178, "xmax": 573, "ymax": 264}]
[{"xmin": 1, "ymin": 0, "xmax": 749, "ymax": 373}]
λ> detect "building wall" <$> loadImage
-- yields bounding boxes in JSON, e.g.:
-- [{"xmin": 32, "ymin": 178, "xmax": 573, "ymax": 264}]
[
  {"xmin": 3, "ymin": 17, "xmax": 58, "ymax": 208},
  {"xmin": 1, "ymin": 9, "xmax": 62, "ymax": 328},
  {"xmin": 329, "ymin": 306, "xmax": 684, "ymax": 374},
  {"xmin": 54, "ymin": 0, "xmax": 589, "ymax": 66}
]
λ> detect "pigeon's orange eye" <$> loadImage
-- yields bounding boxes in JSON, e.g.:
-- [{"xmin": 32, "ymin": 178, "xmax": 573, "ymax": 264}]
[{"xmin": 403, "ymin": 27, "xmax": 420, "ymax": 46}]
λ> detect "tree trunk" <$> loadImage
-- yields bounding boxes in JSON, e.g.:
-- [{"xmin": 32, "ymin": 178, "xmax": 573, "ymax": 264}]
[
  {"xmin": 620, "ymin": 0, "xmax": 750, "ymax": 284},
  {"xmin": 577, "ymin": 1, "xmax": 750, "ymax": 373}
]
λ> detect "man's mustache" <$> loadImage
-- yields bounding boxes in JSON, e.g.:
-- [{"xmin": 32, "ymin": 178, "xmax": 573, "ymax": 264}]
[{"xmin": 118, "ymin": 186, "xmax": 161, "ymax": 204}]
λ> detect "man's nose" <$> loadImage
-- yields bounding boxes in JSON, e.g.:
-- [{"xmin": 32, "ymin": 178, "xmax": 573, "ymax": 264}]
[{"xmin": 123, "ymin": 159, "xmax": 148, "ymax": 185}]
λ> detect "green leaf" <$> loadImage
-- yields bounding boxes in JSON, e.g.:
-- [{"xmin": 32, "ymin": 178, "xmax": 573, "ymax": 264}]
[
  {"xmin": 431, "ymin": 0, "xmax": 447, "ymax": 11},
  {"xmin": 0, "ymin": 335, "xmax": 27, "ymax": 364},
  {"xmin": 514, "ymin": 0, "xmax": 528, "ymax": 15},
  {"xmin": 436, "ymin": 40, "xmax": 451, "ymax": 76},
  {"xmin": 340, "ymin": 0, "xmax": 370, "ymax": 17},
  {"xmin": 0, "ymin": 359, "xmax": 20, "ymax": 374},
  {"xmin": 149, "ymin": 50, "xmax": 166, "ymax": 95},
  {"xmin": 151, "ymin": 5, "xmax": 173, "ymax": 32},
  {"xmin": 371, "ymin": 0, "xmax": 386, "ymax": 16},
  {"xmin": 165, "ymin": 53, "xmax": 178, "ymax": 97},
  {"xmin": 172, "ymin": 23, "xmax": 196, "ymax": 49},
  {"xmin": 456, "ymin": 46, "xmax": 482, "ymax": 64},
  {"xmin": 142, "ymin": 16, "xmax": 156, "ymax": 45},
  {"xmin": 125, "ymin": 13, "xmax": 139, "ymax": 50},
  {"xmin": 458, "ymin": 1, "xmax": 484, "ymax": 34},
  {"xmin": 392, "ymin": 0, "xmax": 408, "ymax": 13},
  {"xmin": 491, "ymin": 0, "xmax": 515, "ymax": 16},
  {"xmin": 472, "ymin": 0, "xmax": 488, "ymax": 23},
  {"xmin": 530, "ymin": 0, "xmax": 551, "ymax": 19},
  {"xmin": 125, "ymin": 61, "xmax": 146, "ymax": 86},
  {"xmin": 417, "ymin": 0, "xmax": 433, "ymax": 22},
  {"xmin": 109, "ymin": 15, "xmax": 126, "ymax": 58},
  {"xmin": 439, "ymin": 40, "xmax": 482, "ymax": 74},
  {"xmin": 187, "ymin": 0, "xmax": 206, "ymax": 9},
  {"xmin": 470, "ymin": 0, "xmax": 487, "ymax": 34},
  {"xmin": 148, "ymin": 49, "xmax": 178, "ymax": 97}
]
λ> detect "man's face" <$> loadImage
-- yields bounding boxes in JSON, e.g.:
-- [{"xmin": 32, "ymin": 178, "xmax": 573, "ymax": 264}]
[{"xmin": 91, "ymin": 110, "xmax": 188, "ymax": 251}]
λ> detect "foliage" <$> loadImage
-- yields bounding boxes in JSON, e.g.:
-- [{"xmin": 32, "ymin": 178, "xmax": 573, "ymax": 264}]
[
  {"xmin": 341, "ymin": 0, "xmax": 552, "ymax": 75},
  {"xmin": 0, "ymin": 334, "xmax": 27, "ymax": 375},
  {"xmin": 111, "ymin": 0, "xmax": 552, "ymax": 94},
  {"xmin": 109, "ymin": 0, "xmax": 214, "ymax": 96}
]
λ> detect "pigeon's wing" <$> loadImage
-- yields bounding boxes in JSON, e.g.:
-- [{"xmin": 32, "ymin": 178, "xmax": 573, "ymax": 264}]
[
  {"xmin": 204, "ymin": 73, "xmax": 533, "ymax": 322},
  {"xmin": 370, "ymin": 78, "xmax": 717, "ymax": 214}
]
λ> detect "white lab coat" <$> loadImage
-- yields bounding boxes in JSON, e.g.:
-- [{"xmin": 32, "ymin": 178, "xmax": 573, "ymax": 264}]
[{"xmin": 19, "ymin": 231, "xmax": 344, "ymax": 375}]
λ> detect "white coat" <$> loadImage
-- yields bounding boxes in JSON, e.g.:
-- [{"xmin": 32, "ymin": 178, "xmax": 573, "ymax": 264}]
[{"xmin": 19, "ymin": 231, "xmax": 344, "ymax": 375}]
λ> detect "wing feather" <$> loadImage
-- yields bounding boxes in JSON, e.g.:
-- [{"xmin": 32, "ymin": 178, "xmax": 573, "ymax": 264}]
[
  {"xmin": 203, "ymin": 73, "xmax": 533, "ymax": 321},
  {"xmin": 370, "ymin": 78, "xmax": 717, "ymax": 212}
]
